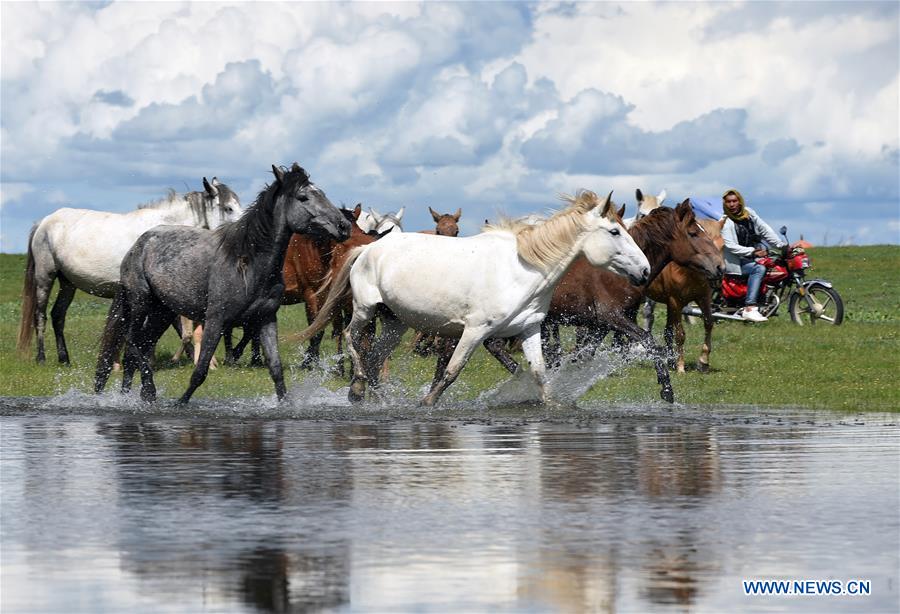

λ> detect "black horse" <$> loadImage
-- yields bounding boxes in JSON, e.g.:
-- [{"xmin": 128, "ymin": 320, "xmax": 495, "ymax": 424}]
[{"xmin": 94, "ymin": 163, "xmax": 352, "ymax": 404}]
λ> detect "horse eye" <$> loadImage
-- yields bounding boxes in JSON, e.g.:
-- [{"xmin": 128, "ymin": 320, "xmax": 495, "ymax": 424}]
[
  {"xmin": 610, "ymin": 228, "xmax": 620, "ymax": 236},
  {"xmin": 299, "ymin": 194, "xmax": 309, "ymax": 202},
  {"xmin": 689, "ymin": 230, "xmax": 698, "ymax": 237}
]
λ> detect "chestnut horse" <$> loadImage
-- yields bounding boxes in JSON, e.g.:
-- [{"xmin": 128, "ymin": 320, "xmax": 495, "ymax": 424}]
[
  {"xmin": 477, "ymin": 201, "xmax": 724, "ymax": 401},
  {"xmin": 282, "ymin": 204, "xmax": 383, "ymax": 370},
  {"xmin": 644, "ymin": 218, "xmax": 725, "ymax": 373}
]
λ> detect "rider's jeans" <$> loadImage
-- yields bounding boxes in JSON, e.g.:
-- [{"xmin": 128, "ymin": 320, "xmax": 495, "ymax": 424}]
[{"xmin": 741, "ymin": 260, "xmax": 766, "ymax": 306}]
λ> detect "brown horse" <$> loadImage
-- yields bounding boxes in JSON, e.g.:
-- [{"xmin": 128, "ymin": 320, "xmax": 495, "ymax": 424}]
[
  {"xmin": 282, "ymin": 204, "xmax": 383, "ymax": 369},
  {"xmin": 645, "ymin": 218, "xmax": 725, "ymax": 373},
  {"xmin": 469, "ymin": 200, "xmax": 724, "ymax": 401}
]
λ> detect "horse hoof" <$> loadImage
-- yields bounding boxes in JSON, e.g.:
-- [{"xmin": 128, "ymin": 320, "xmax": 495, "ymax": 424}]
[
  {"xmin": 140, "ymin": 391, "xmax": 157, "ymax": 403},
  {"xmin": 348, "ymin": 378, "xmax": 366, "ymax": 403},
  {"xmin": 661, "ymin": 387, "xmax": 675, "ymax": 403},
  {"xmin": 697, "ymin": 362, "xmax": 710, "ymax": 374}
]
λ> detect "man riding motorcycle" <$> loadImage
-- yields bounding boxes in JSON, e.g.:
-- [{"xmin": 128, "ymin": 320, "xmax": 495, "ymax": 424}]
[{"xmin": 720, "ymin": 189, "xmax": 786, "ymax": 322}]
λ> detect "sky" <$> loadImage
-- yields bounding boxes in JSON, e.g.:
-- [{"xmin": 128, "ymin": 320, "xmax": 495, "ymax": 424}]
[{"xmin": 2, "ymin": 1, "xmax": 898, "ymax": 252}]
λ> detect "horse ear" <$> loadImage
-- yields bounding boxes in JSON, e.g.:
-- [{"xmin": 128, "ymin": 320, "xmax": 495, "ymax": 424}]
[
  {"xmin": 598, "ymin": 191, "xmax": 614, "ymax": 218},
  {"xmin": 211, "ymin": 177, "xmax": 222, "ymax": 187},
  {"xmin": 203, "ymin": 177, "xmax": 218, "ymax": 198},
  {"xmin": 657, "ymin": 189, "xmax": 667, "ymax": 205},
  {"xmin": 429, "ymin": 206, "xmax": 441, "ymax": 223},
  {"xmin": 272, "ymin": 165, "xmax": 285, "ymax": 185},
  {"xmin": 617, "ymin": 204, "xmax": 626, "ymax": 219},
  {"xmin": 396, "ymin": 206, "xmax": 405, "ymax": 220},
  {"xmin": 353, "ymin": 203, "xmax": 362, "ymax": 220},
  {"xmin": 718, "ymin": 217, "xmax": 727, "ymax": 230},
  {"xmin": 370, "ymin": 208, "xmax": 382, "ymax": 223},
  {"xmin": 675, "ymin": 199, "xmax": 694, "ymax": 223},
  {"xmin": 636, "ymin": 188, "xmax": 644, "ymax": 203},
  {"xmin": 453, "ymin": 208, "xmax": 461, "ymax": 221}
]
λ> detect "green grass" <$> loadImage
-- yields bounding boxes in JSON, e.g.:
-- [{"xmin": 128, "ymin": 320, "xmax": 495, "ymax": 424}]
[{"xmin": 1, "ymin": 246, "xmax": 898, "ymax": 411}]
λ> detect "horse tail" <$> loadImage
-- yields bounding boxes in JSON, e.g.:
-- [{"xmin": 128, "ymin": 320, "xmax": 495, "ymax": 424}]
[
  {"xmin": 293, "ymin": 246, "xmax": 365, "ymax": 345},
  {"xmin": 16, "ymin": 224, "xmax": 39, "ymax": 356},
  {"xmin": 94, "ymin": 287, "xmax": 129, "ymax": 393}
]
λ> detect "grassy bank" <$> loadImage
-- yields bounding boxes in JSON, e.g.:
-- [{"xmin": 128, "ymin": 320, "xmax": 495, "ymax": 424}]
[{"xmin": 0, "ymin": 246, "xmax": 898, "ymax": 411}]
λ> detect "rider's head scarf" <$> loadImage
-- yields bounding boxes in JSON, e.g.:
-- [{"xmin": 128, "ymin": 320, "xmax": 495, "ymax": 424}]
[{"xmin": 722, "ymin": 188, "xmax": 749, "ymax": 222}]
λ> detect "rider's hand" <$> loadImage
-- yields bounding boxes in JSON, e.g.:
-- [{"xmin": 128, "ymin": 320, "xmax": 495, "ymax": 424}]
[{"xmin": 753, "ymin": 248, "xmax": 768, "ymax": 258}]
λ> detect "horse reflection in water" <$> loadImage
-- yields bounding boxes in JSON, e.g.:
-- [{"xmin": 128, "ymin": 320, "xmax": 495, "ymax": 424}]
[{"xmin": 299, "ymin": 190, "xmax": 650, "ymax": 406}]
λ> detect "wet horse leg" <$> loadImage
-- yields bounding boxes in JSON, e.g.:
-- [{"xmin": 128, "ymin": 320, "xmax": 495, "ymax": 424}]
[
  {"xmin": 421, "ymin": 326, "xmax": 489, "ymax": 407},
  {"xmin": 134, "ymin": 309, "xmax": 175, "ymax": 402},
  {"xmin": 664, "ymin": 299, "xmax": 686, "ymax": 373},
  {"xmin": 344, "ymin": 305, "xmax": 377, "ymax": 403},
  {"xmin": 519, "ymin": 325, "xmax": 548, "ymax": 402},
  {"xmin": 483, "ymin": 337, "xmax": 518, "ymax": 374},
  {"xmin": 257, "ymin": 318, "xmax": 286, "ymax": 400},
  {"xmin": 697, "ymin": 291, "xmax": 715, "ymax": 373},
  {"xmin": 50, "ymin": 275, "xmax": 76, "ymax": 365},
  {"xmin": 364, "ymin": 310, "xmax": 408, "ymax": 396},
  {"xmin": 177, "ymin": 318, "xmax": 224, "ymax": 405},
  {"xmin": 607, "ymin": 314, "xmax": 674, "ymax": 403}
]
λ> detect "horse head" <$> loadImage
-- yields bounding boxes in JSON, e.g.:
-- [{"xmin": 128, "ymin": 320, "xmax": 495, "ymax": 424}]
[
  {"xmin": 370, "ymin": 206, "xmax": 404, "ymax": 234},
  {"xmin": 193, "ymin": 177, "xmax": 242, "ymax": 229},
  {"xmin": 273, "ymin": 163, "xmax": 351, "ymax": 242},
  {"xmin": 429, "ymin": 206, "xmax": 461, "ymax": 237},
  {"xmin": 580, "ymin": 191, "xmax": 650, "ymax": 286},
  {"xmin": 667, "ymin": 199, "xmax": 725, "ymax": 284}
]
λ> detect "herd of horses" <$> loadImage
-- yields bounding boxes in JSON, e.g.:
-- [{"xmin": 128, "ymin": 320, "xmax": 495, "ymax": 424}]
[{"xmin": 17, "ymin": 164, "xmax": 726, "ymax": 407}]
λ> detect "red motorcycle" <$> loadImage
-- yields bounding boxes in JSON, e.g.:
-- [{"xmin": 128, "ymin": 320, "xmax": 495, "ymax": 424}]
[{"xmin": 684, "ymin": 225, "xmax": 844, "ymax": 325}]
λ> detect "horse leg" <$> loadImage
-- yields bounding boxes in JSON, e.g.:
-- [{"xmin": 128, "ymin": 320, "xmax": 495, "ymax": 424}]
[
  {"xmin": 223, "ymin": 327, "xmax": 236, "ymax": 365},
  {"xmin": 433, "ymin": 336, "xmax": 459, "ymax": 388},
  {"xmin": 520, "ymin": 325, "xmax": 548, "ymax": 403},
  {"xmin": 121, "ymin": 296, "xmax": 151, "ymax": 395},
  {"xmin": 609, "ymin": 315, "xmax": 674, "ymax": 403},
  {"xmin": 421, "ymin": 326, "xmax": 487, "ymax": 407},
  {"xmin": 50, "ymin": 275, "xmax": 76, "ymax": 365},
  {"xmin": 483, "ymin": 337, "xmax": 518, "ymax": 374},
  {"xmin": 32, "ymin": 271, "xmax": 55, "ymax": 364},
  {"xmin": 540, "ymin": 319, "xmax": 561, "ymax": 368},
  {"xmin": 255, "ymin": 318, "xmax": 286, "ymax": 400},
  {"xmin": 250, "ymin": 332, "xmax": 264, "ymax": 367},
  {"xmin": 191, "ymin": 322, "xmax": 216, "ymax": 369},
  {"xmin": 177, "ymin": 318, "xmax": 224, "ymax": 405},
  {"xmin": 344, "ymin": 305, "xmax": 377, "ymax": 403},
  {"xmin": 642, "ymin": 298, "xmax": 656, "ymax": 332},
  {"xmin": 135, "ymin": 309, "xmax": 174, "ymax": 402},
  {"xmin": 171, "ymin": 316, "xmax": 191, "ymax": 363},
  {"xmin": 364, "ymin": 310, "xmax": 408, "ymax": 395},
  {"xmin": 697, "ymin": 292, "xmax": 715, "ymax": 373},
  {"xmin": 331, "ymin": 308, "xmax": 345, "ymax": 377},
  {"xmin": 300, "ymin": 302, "xmax": 321, "ymax": 370},
  {"xmin": 663, "ymin": 300, "xmax": 686, "ymax": 372}
]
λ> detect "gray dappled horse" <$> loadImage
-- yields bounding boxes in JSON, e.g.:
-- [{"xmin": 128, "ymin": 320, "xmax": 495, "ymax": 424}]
[{"xmin": 94, "ymin": 164, "xmax": 352, "ymax": 404}]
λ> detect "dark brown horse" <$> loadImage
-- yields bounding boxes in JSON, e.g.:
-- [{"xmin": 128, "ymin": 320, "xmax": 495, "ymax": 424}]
[
  {"xmin": 645, "ymin": 218, "xmax": 725, "ymax": 373},
  {"xmin": 459, "ymin": 200, "xmax": 724, "ymax": 401}
]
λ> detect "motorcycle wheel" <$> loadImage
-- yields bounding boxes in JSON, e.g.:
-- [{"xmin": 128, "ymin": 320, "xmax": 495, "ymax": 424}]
[{"xmin": 788, "ymin": 285, "xmax": 844, "ymax": 325}]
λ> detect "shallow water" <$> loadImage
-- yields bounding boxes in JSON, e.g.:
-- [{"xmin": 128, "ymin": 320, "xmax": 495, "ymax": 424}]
[{"xmin": 1, "ymin": 394, "xmax": 898, "ymax": 613}]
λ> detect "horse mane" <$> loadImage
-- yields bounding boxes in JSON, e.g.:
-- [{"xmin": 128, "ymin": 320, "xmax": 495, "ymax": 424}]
[
  {"xmin": 628, "ymin": 207, "xmax": 678, "ymax": 266},
  {"xmin": 137, "ymin": 183, "xmax": 236, "ymax": 223},
  {"xmin": 214, "ymin": 167, "xmax": 308, "ymax": 261},
  {"xmin": 485, "ymin": 190, "xmax": 601, "ymax": 271}
]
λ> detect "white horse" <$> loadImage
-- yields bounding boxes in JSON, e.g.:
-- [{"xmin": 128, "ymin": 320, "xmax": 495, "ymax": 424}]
[
  {"xmin": 297, "ymin": 190, "xmax": 650, "ymax": 407},
  {"xmin": 624, "ymin": 188, "xmax": 666, "ymax": 228},
  {"xmin": 356, "ymin": 206, "xmax": 405, "ymax": 234},
  {"xmin": 18, "ymin": 178, "xmax": 243, "ymax": 364}
]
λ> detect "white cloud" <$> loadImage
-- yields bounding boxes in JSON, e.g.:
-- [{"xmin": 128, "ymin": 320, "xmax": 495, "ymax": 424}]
[{"xmin": 0, "ymin": 1, "xmax": 897, "ymax": 252}]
